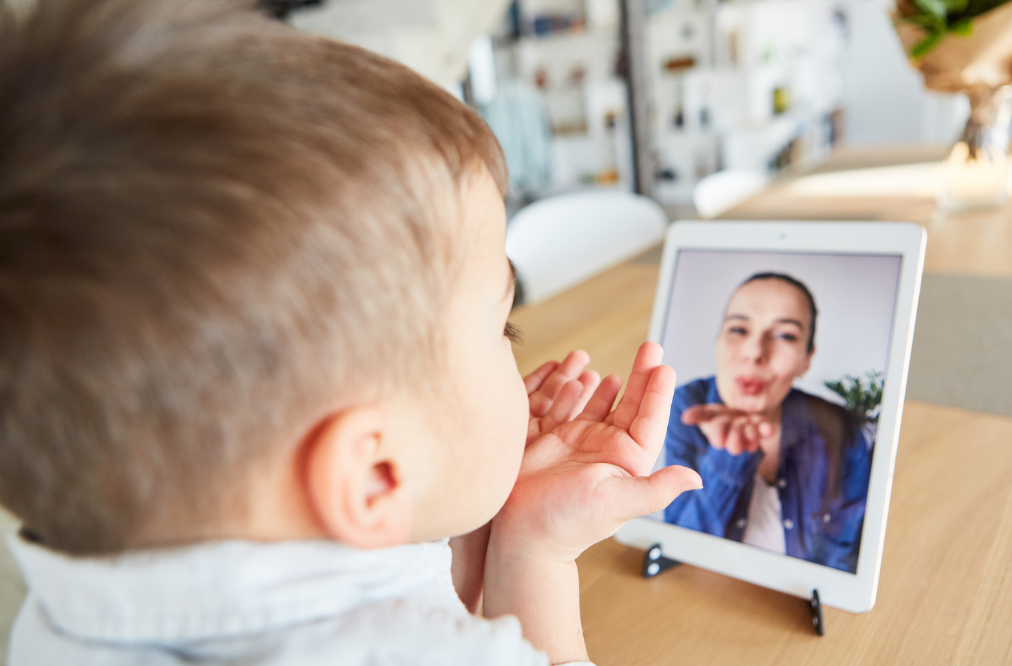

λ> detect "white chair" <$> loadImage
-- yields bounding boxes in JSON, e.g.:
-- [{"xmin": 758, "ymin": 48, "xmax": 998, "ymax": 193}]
[
  {"xmin": 505, "ymin": 190, "xmax": 668, "ymax": 306},
  {"xmin": 693, "ymin": 169, "xmax": 769, "ymax": 219}
]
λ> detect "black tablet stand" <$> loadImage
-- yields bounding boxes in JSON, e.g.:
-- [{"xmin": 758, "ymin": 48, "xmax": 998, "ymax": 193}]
[
  {"xmin": 641, "ymin": 543, "xmax": 826, "ymax": 636},
  {"xmin": 809, "ymin": 589, "xmax": 825, "ymax": 636},
  {"xmin": 641, "ymin": 542, "xmax": 680, "ymax": 577}
]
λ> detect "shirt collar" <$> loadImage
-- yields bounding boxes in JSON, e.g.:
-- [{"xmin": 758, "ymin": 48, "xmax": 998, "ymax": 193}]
[{"xmin": 8, "ymin": 533, "xmax": 458, "ymax": 645}]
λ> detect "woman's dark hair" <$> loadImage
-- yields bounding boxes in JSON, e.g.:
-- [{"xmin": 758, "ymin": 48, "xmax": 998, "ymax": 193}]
[{"xmin": 740, "ymin": 272, "xmax": 818, "ymax": 353}]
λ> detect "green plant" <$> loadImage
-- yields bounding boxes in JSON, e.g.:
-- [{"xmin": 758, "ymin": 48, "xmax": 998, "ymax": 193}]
[
  {"xmin": 896, "ymin": 0, "xmax": 1011, "ymax": 58},
  {"xmin": 825, "ymin": 371, "xmax": 884, "ymax": 423}
]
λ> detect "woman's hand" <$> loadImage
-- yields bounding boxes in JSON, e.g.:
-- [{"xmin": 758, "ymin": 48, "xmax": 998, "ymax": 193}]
[
  {"xmin": 681, "ymin": 404, "xmax": 775, "ymax": 455},
  {"xmin": 523, "ymin": 350, "xmax": 600, "ymax": 446}
]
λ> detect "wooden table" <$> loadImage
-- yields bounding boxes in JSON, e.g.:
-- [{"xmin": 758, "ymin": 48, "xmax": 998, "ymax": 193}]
[{"xmin": 509, "ymin": 148, "xmax": 1012, "ymax": 665}]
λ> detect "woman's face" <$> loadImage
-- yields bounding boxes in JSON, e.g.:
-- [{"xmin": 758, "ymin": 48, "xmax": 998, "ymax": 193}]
[{"xmin": 714, "ymin": 278, "xmax": 814, "ymax": 414}]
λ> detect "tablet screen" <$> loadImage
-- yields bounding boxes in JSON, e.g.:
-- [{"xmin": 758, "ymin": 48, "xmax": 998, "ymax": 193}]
[{"xmin": 651, "ymin": 249, "xmax": 903, "ymax": 574}]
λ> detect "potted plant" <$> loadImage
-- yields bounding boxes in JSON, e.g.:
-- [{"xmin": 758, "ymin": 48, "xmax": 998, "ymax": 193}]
[
  {"xmin": 825, "ymin": 371, "xmax": 884, "ymax": 424},
  {"xmin": 825, "ymin": 371, "xmax": 884, "ymax": 446},
  {"xmin": 894, "ymin": 0, "xmax": 1012, "ymax": 210}
]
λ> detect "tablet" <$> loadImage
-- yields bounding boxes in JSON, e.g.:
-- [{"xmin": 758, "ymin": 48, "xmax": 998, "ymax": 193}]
[{"xmin": 614, "ymin": 220, "xmax": 925, "ymax": 613}]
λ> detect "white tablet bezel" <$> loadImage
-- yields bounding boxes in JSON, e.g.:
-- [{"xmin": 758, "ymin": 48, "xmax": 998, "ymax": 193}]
[{"xmin": 614, "ymin": 220, "xmax": 925, "ymax": 614}]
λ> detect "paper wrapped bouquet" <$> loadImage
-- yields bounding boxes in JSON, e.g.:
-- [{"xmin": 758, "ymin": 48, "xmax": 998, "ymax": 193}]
[{"xmin": 894, "ymin": 0, "xmax": 1012, "ymax": 100}]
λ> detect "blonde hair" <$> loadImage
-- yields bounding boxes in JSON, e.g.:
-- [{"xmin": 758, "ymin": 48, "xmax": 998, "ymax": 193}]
[{"xmin": 0, "ymin": 0, "xmax": 507, "ymax": 554}]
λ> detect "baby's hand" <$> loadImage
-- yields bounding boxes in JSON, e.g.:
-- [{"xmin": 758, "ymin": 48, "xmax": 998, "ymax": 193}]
[
  {"xmin": 449, "ymin": 351, "xmax": 600, "ymax": 612},
  {"xmin": 681, "ymin": 404, "xmax": 775, "ymax": 455},
  {"xmin": 523, "ymin": 351, "xmax": 600, "ymax": 446},
  {"xmin": 494, "ymin": 342, "xmax": 702, "ymax": 563}
]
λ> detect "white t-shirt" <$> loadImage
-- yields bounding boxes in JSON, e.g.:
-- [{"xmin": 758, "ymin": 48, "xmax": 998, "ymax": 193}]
[
  {"xmin": 741, "ymin": 472, "xmax": 787, "ymax": 554},
  {"xmin": 7, "ymin": 534, "xmax": 594, "ymax": 666}
]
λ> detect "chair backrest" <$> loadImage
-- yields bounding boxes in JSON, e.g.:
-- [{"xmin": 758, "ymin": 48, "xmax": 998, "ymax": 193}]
[
  {"xmin": 505, "ymin": 190, "xmax": 668, "ymax": 306},
  {"xmin": 693, "ymin": 169, "xmax": 769, "ymax": 219}
]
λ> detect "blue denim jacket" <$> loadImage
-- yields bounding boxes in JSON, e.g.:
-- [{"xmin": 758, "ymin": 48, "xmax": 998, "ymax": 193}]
[{"xmin": 663, "ymin": 377, "xmax": 872, "ymax": 573}]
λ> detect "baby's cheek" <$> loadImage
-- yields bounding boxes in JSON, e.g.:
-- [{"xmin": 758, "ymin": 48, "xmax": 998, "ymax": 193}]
[{"xmin": 508, "ymin": 372, "xmax": 528, "ymax": 446}]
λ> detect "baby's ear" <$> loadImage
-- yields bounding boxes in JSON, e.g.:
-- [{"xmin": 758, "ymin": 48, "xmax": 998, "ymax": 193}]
[{"xmin": 302, "ymin": 406, "xmax": 412, "ymax": 548}]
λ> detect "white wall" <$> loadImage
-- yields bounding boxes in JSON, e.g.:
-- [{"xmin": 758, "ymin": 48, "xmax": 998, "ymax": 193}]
[
  {"xmin": 658, "ymin": 250, "xmax": 903, "ymax": 405},
  {"xmin": 292, "ymin": 0, "xmax": 513, "ymax": 89}
]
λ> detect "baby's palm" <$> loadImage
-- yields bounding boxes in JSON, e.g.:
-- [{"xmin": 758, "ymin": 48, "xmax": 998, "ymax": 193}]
[
  {"xmin": 497, "ymin": 343, "xmax": 702, "ymax": 563},
  {"xmin": 526, "ymin": 419, "xmax": 653, "ymax": 482}
]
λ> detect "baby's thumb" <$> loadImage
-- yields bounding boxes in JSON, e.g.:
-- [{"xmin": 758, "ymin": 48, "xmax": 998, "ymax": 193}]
[{"xmin": 611, "ymin": 465, "xmax": 703, "ymax": 521}]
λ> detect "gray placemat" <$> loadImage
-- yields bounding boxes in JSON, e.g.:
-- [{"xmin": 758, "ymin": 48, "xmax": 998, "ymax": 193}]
[{"xmin": 907, "ymin": 274, "xmax": 1012, "ymax": 417}]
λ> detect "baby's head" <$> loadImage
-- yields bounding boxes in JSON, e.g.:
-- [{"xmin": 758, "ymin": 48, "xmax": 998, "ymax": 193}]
[{"xmin": 0, "ymin": 0, "xmax": 529, "ymax": 555}]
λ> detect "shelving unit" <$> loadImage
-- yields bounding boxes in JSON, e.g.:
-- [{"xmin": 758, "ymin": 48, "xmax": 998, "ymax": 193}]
[
  {"xmin": 488, "ymin": 0, "xmax": 634, "ymax": 195},
  {"xmin": 486, "ymin": 0, "xmax": 848, "ymax": 203},
  {"xmin": 647, "ymin": 0, "xmax": 847, "ymax": 203}
]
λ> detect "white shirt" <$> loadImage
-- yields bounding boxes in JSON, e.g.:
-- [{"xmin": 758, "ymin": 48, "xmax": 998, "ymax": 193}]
[
  {"xmin": 6, "ymin": 534, "xmax": 594, "ymax": 666},
  {"xmin": 741, "ymin": 473, "xmax": 787, "ymax": 555}
]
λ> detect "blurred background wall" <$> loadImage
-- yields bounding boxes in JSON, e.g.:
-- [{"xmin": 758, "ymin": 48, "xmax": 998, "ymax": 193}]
[{"xmin": 290, "ymin": 0, "xmax": 970, "ymax": 210}]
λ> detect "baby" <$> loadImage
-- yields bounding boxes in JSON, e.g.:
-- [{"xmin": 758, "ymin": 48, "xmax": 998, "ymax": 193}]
[{"xmin": 0, "ymin": 1, "xmax": 701, "ymax": 664}]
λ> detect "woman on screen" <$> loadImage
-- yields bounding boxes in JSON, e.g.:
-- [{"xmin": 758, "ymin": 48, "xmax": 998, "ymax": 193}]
[{"xmin": 663, "ymin": 272, "xmax": 872, "ymax": 573}]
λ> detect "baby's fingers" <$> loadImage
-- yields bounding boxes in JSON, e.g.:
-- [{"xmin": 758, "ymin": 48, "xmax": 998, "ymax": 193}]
[
  {"xmin": 528, "ymin": 350, "xmax": 591, "ymax": 417},
  {"xmin": 524, "ymin": 361, "xmax": 559, "ymax": 397},
  {"xmin": 627, "ymin": 365, "xmax": 677, "ymax": 451},
  {"xmin": 577, "ymin": 375, "xmax": 622, "ymax": 422},
  {"xmin": 556, "ymin": 349, "xmax": 591, "ymax": 379},
  {"xmin": 608, "ymin": 465, "xmax": 703, "ymax": 523},
  {"xmin": 571, "ymin": 370, "xmax": 601, "ymax": 419},
  {"xmin": 540, "ymin": 379, "xmax": 586, "ymax": 433},
  {"xmin": 608, "ymin": 342, "xmax": 664, "ymax": 430}
]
